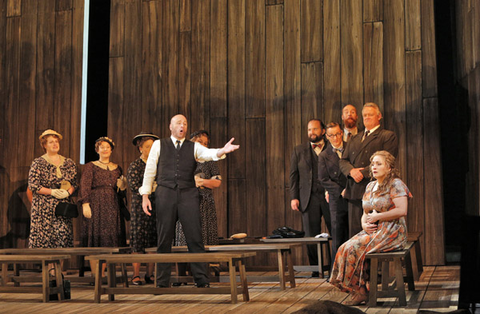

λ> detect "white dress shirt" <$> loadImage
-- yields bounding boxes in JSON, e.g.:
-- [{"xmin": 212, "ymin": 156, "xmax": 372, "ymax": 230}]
[
  {"xmin": 343, "ymin": 127, "xmax": 358, "ymax": 142},
  {"xmin": 139, "ymin": 136, "xmax": 226, "ymax": 195}
]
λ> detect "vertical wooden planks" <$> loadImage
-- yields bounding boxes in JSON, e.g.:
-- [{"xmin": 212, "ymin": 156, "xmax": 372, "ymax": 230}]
[
  {"xmin": 340, "ymin": 0, "xmax": 363, "ymax": 109},
  {"xmin": 178, "ymin": 31, "xmax": 191, "ymax": 120},
  {"xmin": 108, "ymin": 57, "xmax": 125, "ymax": 167},
  {"xmin": 179, "ymin": 0, "xmax": 191, "ymax": 32},
  {"xmin": 423, "ymin": 98, "xmax": 445, "ymax": 265},
  {"xmin": 363, "ymin": 0, "xmax": 383, "ymax": 22},
  {"xmin": 405, "ymin": 51, "xmax": 424, "ymax": 241},
  {"xmin": 6, "ymin": 0, "xmax": 21, "ymax": 17},
  {"xmin": 266, "ymin": 3, "xmax": 285, "ymax": 234},
  {"xmin": 245, "ymin": 0, "xmax": 265, "ymax": 119},
  {"xmin": 0, "ymin": 0, "xmax": 6, "ymax": 171},
  {"xmin": 383, "ymin": 0, "xmax": 406, "ymax": 178},
  {"xmin": 54, "ymin": 9, "xmax": 73, "ymax": 157},
  {"xmin": 405, "ymin": 0, "xmax": 421, "ymax": 51},
  {"xmin": 36, "ymin": 0, "xmax": 56, "ymax": 158},
  {"xmin": 363, "ymin": 22, "xmax": 383, "ymax": 108},
  {"xmin": 110, "ymin": 0, "xmax": 125, "ymax": 58},
  {"xmin": 190, "ymin": 0, "xmax": 210, "ymax": 131},
  {"xmin": 300, "ymin": 0, "xmax": 322, "ymax": 62},
  {"xmin": 301, "ymin": 62, "xmax": 323, "ymax": 127},
  {"xmin": 323, "ymin": 0, "xmax": 340, "ymax": 124},
  {"xmin": 421, "ymin": 0, "xmax": 437, "ymax": 98},
  {"xmin": 56, "ymin": 0, "xmax": 72, "ymax": 12},
  {"xmin": 227, "ymin": 0, "xmax": 246, "ymax": 179},
  {"xmin": 210, "ymin": 0, "xmax": 227, "ymax": 118}
]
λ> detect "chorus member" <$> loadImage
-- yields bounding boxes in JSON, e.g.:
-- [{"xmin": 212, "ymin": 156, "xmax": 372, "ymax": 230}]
[
  {"xmin": 342, "ymin": 104, "xmax": 360, "ymax": 142},
  {"xmin": 127, "ymin": 132, "xmax": 159, "ymax": 285},
  {"xmin": 330, "ymin": 151, "xmax": 411, "ymax": 305},
  {"xmin": 318, "ymin": 122, "xmax": 348, "ymax": 262},
  {"xmin": 28, "ymin": 129, "xmax": 77, "ymax": 274},
  {"xmin": 339, "ymin": 103, "xmax": 398, "ymax": 237},
  {"xmin": 140, "ymin": 114, "xmax": 239, "ymax": 288},
  {"xmin": 79, "ymin": 137, "xmax": 127, "ymax": 276},
  {"xmin": 289, "ymin": 119, "xmax": 331, "ymax": 277}
]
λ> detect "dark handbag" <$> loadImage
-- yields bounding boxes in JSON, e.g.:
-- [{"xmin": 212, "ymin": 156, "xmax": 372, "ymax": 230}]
[
  {"xmin": 117, "ymin": 189, "xmax": 131, "ymax": 221},
  {"xmin": 272, "ymin": 226, "xmax": 305, "ymax": 238},
  {"xmin": 55, "ymin": 202, "xmax": 79, "ymax": 218}
]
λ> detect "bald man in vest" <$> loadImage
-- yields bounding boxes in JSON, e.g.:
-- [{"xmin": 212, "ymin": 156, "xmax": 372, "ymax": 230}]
[{"xmin": 140, "ymin": 114, "xmax": 239, "ymax": 288}]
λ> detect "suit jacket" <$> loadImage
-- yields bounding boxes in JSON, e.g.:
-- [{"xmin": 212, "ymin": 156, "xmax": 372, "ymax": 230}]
[
  {"xmin": 339, "ymin": 126, "xmax": 398, "ymax": 200},
  {"xmin": 318, "ymin": 142, "xmax": 347, "ymax": 199},
  {"xmin": 289, "ymin": 142, "xmax": 326, "ymax": 212}
]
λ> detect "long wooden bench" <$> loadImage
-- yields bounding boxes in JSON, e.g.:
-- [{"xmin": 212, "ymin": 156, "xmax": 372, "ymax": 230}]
[
  {"xmin": 147, "ymin": 243, "xmax": 300, "ymax": 290},
  {"xmin": 0, "ymin": 247, "xmax": 131, "ymax": 284},
  {"xmin": 366, "ymin": 241, "xmax": 415, "ymax": 307},
  {"xmin": 261, "ymin": 237, "xmax": 332, "ymax": 278},
  {"xmin": 407, "ymin": 232, "xmax": 424, "ymax": 280},
  {"xmin": 0, "ymin": 254, "xmax": 70, "ymax": 302},
  {"xmin": 86, "ymin": 252, "xmax": 255, "ymax": 304}
]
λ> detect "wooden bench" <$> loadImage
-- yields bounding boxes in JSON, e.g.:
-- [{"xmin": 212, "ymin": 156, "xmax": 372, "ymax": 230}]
[
  {"xmin": 366, "ymin": 241, "xmax": 415, "ymax": 307},
  {"xmin": 0, "ymin": 247, "xmax": 131, "ymax": 284},
  {"xmin": 261, "ymin": 237, "xmax": 332, "ymax": 278},
  {"xmin": 0, "ymin": 254, "xmax": 70, "ymax": 302},
  {"xmin": 407, "ymin": 232, "xmax": 424, "ymax": 280},
  {"xmin": 86, "ymin": 252, "xmax": 255, "ymax": 304},
  {"xmin": 148, "ymin": 243, "xmax": 300, "ymax": 290}
]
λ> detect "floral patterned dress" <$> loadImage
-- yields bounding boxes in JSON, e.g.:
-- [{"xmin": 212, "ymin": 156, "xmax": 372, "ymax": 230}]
[
  {"xmin": 79, "ymin": 162, "xmax": 125, "ymax": 247},
  {"xmin": 330, "ymin": 178, "xmax": 412, "ymax": 292},
  {"xmin": 175, "ymin": 160, "xmax": 221, "ymax": 246},
  {"xmin": 28, "ymin": 155, "xmax": 78, "ymax": 248},
  {"xmin": 127, "ymin": 157, "xmax": 157, "ymax": 253}
]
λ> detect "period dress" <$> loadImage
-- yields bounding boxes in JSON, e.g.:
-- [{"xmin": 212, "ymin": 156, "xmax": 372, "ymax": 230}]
[
  {"xmin": 175, "ymin": 160, "xmax": 221, "ymax": 246},
  {"xmin": 28, "ymin": 155, "xmax": 78, "ymax": 248},
  {"xmin": 330, "ymin": 178, "xmax": 412, "ymax": 292},
  {"xmin": 80, "ymin": 162, "xmax": 124, "ymax": 247},
  {"xmin": 127, "ymin": 157, "xmax": 157, "ymax": 253}
]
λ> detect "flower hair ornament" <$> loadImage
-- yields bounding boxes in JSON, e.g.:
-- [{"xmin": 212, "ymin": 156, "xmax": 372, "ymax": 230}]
[{"xmin": 95, "ymin": 136, "xmax": 116, "ymax": 150}]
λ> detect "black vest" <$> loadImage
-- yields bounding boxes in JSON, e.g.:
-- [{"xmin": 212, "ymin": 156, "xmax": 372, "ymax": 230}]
[
  {"xmin": 156, "ymin": 138, "xmax": 197, "ymax": 189},
  {"xmin": 310, "ymin": 147, "xmax": 323, "ymax": 193}
]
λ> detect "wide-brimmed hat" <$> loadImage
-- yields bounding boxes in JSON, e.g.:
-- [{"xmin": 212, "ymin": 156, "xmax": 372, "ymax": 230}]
[
  {"xmin": 95, "ymin": 136, "xmax": 115, "ymax": 150},
  {"xmin": 132, "ymin": 132, "xmax": 159, "ymax": 146},
  {"xmin": 39, "ymin": 129, "xmax": 63, "ymax": 140}
]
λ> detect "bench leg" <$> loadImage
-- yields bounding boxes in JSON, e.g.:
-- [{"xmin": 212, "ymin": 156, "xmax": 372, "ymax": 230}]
[
  {"xmin": 404, "ymin": 251, "xmax": 415, "ymax": 291},
  {"xmin": 42, "ymin": 261, "xmax": 49, "ymax": 303},
  {"xmin": 316, "ymin": 243, "xmax": 323, "ymax": 278},
  {"xmin": 54, "ymin": 261, "xmax": 65, "ymax": 301},
  {"xmin": 228, "ymin": 259, "xmax": 238, "ymax": 304},
  {"xmin": 368, "ymin": 258, "xmax": 379, "ymax": 307},
  {"xmin": 121, "ymin": 263, "xmax": 129, "ymax": 288},
  {"xmin": 107, "ymin": 263, "xmax": 116, "ymax": 301},
  {"xmin": 1, "ymin": 262, "xmax": 8, "ymax": 286},
  {"xmin": 382, "ymin": 260, "xmax": 390, "ymax": 291},
  {"xmin": 237, "ymin": 259, "xmax": 249, "ymax": 302},
  {"xmin": 277, "ymin": 250, "xmax": 286, "ymax": 290},
  {"xmin": 13, "ymin": 263, "xmax": 20, "ymax": 287},
  {"xmin": 394, "ymin": 258, "xmax": 407, "ymax": 306},
  {"xmin": 412, "ymin": 241, "xmax": 424, "ymax": 279},
  {"xmin": 286, "ymin": 250, "xmax": 296, "ymax": 288},
  {"xmin": 93, "ymin": 260, "xmax": 102, "ymax": 303}
]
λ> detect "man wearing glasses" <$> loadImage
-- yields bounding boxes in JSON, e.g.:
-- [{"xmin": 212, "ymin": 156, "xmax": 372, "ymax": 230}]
[{"xmin": 318, "ymin": 122, "xmax": 348, "ymax": 262}]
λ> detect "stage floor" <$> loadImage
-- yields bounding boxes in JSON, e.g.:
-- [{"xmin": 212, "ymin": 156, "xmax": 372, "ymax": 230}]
[{"xmin": 0, "ymin": 266, "xmax": 467, "ymax": 313}]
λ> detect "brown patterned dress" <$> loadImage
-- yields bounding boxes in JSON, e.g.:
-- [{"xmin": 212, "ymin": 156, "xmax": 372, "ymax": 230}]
[
  {"xmin": 127, "ymin": 157, "xmax": 157, "ymax": 253},
  {"xmin": 175, "ymin": 160, "xmax": 221, "ymax": 246},
  {"xmin": 79, "ymin": 162, "xmax": 125, "ymax": 247},
  {"xmin": 28, "ymin": 155, "xmax": 78, "ymax": 248}
]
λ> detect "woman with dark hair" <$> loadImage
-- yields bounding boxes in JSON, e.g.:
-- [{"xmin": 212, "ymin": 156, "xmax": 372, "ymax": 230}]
[
  {"xmin": 127, "ymin": 132, "xmax": 159, "ymax": 285},
  {"xmin": 28, "ymin": 129, "xmax": 77, "ymax": 274},
  {"xmin": 330, "ymin": 150, "xmax": 412, "ymax": 305},
  {"xmin": 79, "ymin": 137, "xmax": 127, "ymax": 277}
]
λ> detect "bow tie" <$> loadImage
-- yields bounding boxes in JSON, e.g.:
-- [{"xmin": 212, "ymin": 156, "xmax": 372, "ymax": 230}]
[
  {"xmin": 313, "ymin": 144, "xmax": 322, "ymax": 149},
  {"xmin": 333, "ymin": 147, "xmax": 343, "ymax": 153}
]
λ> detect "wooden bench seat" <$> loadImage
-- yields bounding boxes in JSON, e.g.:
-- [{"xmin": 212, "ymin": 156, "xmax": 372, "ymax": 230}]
[
  {"xmin": 147, "ymin": 243, "xmax": 300, "ymax": 290},
  {"xmin": 261, "ymin": 237, "xmax": 332, "ymax": 278},
  {"xmin": 0, "ymin": 247, "xmax": 131, "ymax": 284},
  {"xmin": 86, "ymin": 252, "xmax": 256, "ymax": 304},
  {"xmin": 0, "ymin": 254, "xmax": 71, "ymax": 302},
  {"xmin": 366, "ymin": 241, "xmax": 415, "ymax": 307}
]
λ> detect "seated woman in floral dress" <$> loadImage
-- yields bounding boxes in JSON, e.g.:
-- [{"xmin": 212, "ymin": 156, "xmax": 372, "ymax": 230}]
[{"xmin": 330, "ymin": 150, "xmax": 412, "ymax": 305}]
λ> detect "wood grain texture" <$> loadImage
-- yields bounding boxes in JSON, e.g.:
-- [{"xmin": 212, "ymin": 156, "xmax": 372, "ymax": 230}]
[
  {"xmin": 109, "ymin": 0, "xmax": 124, "ymax": 58},
  {"xmin": 210, "ymin": 0, "xmax": 227, "ymax": 118},
  {"xmin": 301, "ymin": 0, "xmax": 322, "ymax": 62},
  {"xmin": 363, "ymin": 0, "xmax": 383, "ymax": 22},
  {"xmin": 421, "ymin": 0, "xmax": 437, "ymax": 98},
  {"xmin": 301, "ymin": 62, "xmax": 323, "ymax": 127},
  {"xmin": 6, "ymin": 0, "xmax": 21, "ymax": 17},
  {"xmin": 363, "ymin": 21, "xmax": 384, "ymax": 108},
  {"xmin": 405, "ymin": 0, "xmax": 421, "ymax": 51}
]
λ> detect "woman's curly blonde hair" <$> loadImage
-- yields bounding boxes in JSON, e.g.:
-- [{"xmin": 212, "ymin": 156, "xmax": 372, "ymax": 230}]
[{"xmin": 369, "ymin": 150, "xmax": 400, "ymax": 195}]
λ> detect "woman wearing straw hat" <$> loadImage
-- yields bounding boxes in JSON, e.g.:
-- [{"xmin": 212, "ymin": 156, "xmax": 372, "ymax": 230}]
[
  {"xmin": 28, "ymin": 129, "xmax": 78, "ymax": 273},
  {"xmin": 127, "ymin": 132, "xmax": 159, "ymax": 285}
]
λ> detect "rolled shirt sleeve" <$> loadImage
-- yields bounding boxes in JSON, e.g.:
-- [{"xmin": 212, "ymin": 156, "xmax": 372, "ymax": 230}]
[{"xmin": 139, "ymin": 140, "xmax": 161, "ymax": 195}]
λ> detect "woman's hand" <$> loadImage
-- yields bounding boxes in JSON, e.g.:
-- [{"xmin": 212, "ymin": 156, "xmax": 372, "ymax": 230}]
[
  {"xmin": 117, "ymin": 175, "xmax": 127, "ymax": 191},
  {"xmin": 366, "ymin": 209, "xmax": 380, "ymax": 224},
  {"xmin": 363, "ymin": 222, "xmax": 378, "ymax": 234},
  {"xmin": 82, "ymin": 203, "xmax": 92, "ymax": 218},
  {"xmin": 51, "ymin": 189, "xmax": 69, "ymax": 199}
]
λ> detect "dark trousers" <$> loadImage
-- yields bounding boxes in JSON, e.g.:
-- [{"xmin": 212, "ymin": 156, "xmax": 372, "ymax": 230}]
[
  {"xmin": 155, "ymin": 186, "xmax": 208, "ymax": 286},
  {"xmin": 329, "ymin": 195, "xmax": 349, "ymax": 262},
  {"xmin": 301, "ymin": 192, "xmax": 331, "ymax": 266},
  {"xmin": 347, "ymin": 199, "xmax": 363, "ymax": 238}
]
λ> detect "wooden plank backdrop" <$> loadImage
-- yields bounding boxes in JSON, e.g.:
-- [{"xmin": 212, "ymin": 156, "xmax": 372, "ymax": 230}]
[{"xmin": 0, "ymin": 0, "xmax": 463, "ymax": 266}]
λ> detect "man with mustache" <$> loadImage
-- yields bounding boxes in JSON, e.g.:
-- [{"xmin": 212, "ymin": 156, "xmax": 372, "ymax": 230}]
[{"xmin": 342, "ymin": 104, "xmax": 360, "ymax": 142}]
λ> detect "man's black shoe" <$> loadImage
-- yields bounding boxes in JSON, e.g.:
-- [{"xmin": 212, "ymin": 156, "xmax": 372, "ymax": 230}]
[
  {"xmin": 311, "ymin": 271, "xmax": 320, "ymax": 278},
  {"xmin": 156, "ymin": 284, "xmax": 169, "ymax": 288},
  {"xmin": 172, "ymin": 282, "xmax": 187, "ymax": 287},
  {"xmin": 196, "ymin": 283, "xmax": 210, "ymax": 288}
]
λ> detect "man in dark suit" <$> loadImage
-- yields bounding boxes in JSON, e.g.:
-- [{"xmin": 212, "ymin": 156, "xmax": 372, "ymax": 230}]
[
  {"xmin": 140, "ymin": 114, "xmax": 239, "ymax": 288},
  {"xmin": 289, "ymin": 119, "xmax": 331, "ymax": 276},
  {"xmin": 339, "ymin": 103, "xmax": 398, "ymax": 237},
  {"xmin": 318, "ymin": 122, "xmax": 348, "ymax": 261},
  {"xmin": 342, "ymin": 104, "xmax": 360, "ymax": 142}
]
